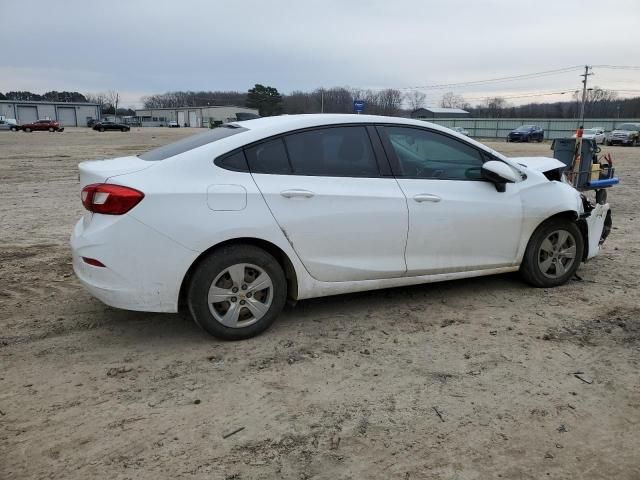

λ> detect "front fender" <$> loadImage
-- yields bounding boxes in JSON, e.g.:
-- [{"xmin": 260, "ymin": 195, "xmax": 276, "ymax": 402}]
[{"xmin": 515, "ymin": 176, "xmax": 583, "ymax": 262}]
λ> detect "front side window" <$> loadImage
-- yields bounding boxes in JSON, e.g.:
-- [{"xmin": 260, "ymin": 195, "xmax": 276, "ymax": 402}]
[
  {"xmin": 284, "ymin": 126, "xmax": 379, "ymax": 177},
  {"xmin": 384, "ymin": 127, "xmax": 484, "ymax": 180}
]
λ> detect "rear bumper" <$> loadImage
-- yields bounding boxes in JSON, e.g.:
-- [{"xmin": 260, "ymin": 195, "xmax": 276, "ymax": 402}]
[{"xmin": 71, "ymin": 214, "xmax": 198, "ymax": 312}]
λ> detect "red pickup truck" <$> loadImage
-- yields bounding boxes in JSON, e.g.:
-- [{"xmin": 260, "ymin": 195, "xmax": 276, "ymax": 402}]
[{"xmin": 21, "ymin": 119, "xmax": 64, "ymax": 132}]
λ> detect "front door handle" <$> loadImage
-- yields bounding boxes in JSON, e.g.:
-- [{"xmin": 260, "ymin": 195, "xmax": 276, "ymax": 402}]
[
  {"xmin": 413, "ymin": 193, "xmax": 441, "ymax": 203},
  {"xmin": 280, "ymin": 189, "xmax": 315, "ymax": 199}
]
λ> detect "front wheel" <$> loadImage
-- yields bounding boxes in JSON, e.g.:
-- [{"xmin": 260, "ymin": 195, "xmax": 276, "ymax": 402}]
[
  {"xmin": 520, "ymin": 219, "xmax": 584, "ymax": 288},
  {"xmin": 187, "ymin": 245, "xmax": 287, "ymax": 340},
  {"xmin": 99, "ymin": 127, "xmax": 105, "ymax": 132},
  {"xmin": 24, "ymin": 127, "xmax": 31, "ymax": 132}
]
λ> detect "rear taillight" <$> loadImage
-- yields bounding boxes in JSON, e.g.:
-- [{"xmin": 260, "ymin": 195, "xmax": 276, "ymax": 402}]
[{"xmin": 81, "ymin": 183, "xmax": 144, "ymax": 215}]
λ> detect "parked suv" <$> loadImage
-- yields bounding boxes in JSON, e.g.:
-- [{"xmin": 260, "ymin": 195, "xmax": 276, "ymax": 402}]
[
  {"xmin": 507, "ymin": 125, "xmax": 544, "ymax": 142},
  {"xmin": 606, "ymin": 123, "xmax": 640, "ymax": 146},
  {"xmin": 21, "ymin": 119, "xmax": 63, "ymax": 132}
]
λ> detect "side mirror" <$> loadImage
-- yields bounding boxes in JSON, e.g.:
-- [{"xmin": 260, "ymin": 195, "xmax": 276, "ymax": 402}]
[{"xmin": 482, "ymin": 161, "xmax": 519, "ymax": 192}]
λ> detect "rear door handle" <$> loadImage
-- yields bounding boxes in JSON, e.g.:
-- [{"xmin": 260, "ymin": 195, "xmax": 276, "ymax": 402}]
[
  {"xmin": 280, "ymin": 189, "xmax": 315, "ymax": 199},
  {"xmin": 413, "ymin": 193, "xmax": 441, "ymax": 203}
]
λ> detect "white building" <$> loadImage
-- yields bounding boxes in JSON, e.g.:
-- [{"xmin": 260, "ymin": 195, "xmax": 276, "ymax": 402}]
[
  {"xmin": 134, "ymin": 105, "xmax": 259, "ymax": 127},
  {"xmin": 0, "ymin": 100, "xmax": 101, "ymax": 126}
]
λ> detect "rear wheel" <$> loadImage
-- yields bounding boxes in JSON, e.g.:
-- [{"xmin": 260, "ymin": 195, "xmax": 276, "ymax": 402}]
[
  {"xmin": 187, "ymin": 245, "xmax": 287, "ymax": 340},
  {"xmin": 121, "ymin": 127, "xmax": 127, "ymax": 132},
  {"xmin": 10, "ymin": 126, "xmax": 18, "ymax": 132},
  {"xmin": 48, "ymin": 127, "xmax": 54, "ymax": 132},
  {"xmin": 99, "ymin": 127, "xmax": 105, "ymax": 132},
  {"xmin": 24, "ymin": 127, "xmax": 31, "ymax": 132},
  {"xmin": 520, "ymin": 219, "xmax": 584, "ymax": 287}
]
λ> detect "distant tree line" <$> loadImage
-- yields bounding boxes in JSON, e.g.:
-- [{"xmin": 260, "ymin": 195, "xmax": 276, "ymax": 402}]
[
  {"xmin": 0, "ymin": 90, "xmax": 88, "ymax": 102},
  {"xmin": 5, "ymin": 85, "xmax": 640, "ymax": 119},
  {"xmin": 140, "ymin": 84, "xmax": 640, "ymax": 119}
]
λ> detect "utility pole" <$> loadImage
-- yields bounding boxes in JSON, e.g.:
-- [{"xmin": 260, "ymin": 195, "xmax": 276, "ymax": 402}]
[
  {"xmin": 578, "ymin": 65, "xmax": 592, "ymax": 129},
  {"xmin": 320, "ymin": 89, "xmax": 324, "ymax": 113},
  {"xmin": 572, "ymin": 65, "xmax": 593, "ymax": 183}
]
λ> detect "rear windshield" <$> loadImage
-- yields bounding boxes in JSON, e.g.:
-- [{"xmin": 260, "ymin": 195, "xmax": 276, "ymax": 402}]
[{"xmin": 139, "ymin": 125, "xmax": 248, "ymax": 161}]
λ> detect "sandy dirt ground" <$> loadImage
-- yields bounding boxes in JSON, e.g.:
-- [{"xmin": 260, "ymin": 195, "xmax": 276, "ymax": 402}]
[{"xmin": 1, "ymin": 127, "xmax": 638, "ymax": 479}]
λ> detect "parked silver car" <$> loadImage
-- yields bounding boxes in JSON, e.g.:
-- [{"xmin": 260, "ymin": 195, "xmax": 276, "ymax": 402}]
[
  {"xmin": 451, "ymin": 126, "xmax": 470, "ymax": 136},
  {"xmin": 0, "ymin": 118, "xmax": 20, "ymax": 131}
]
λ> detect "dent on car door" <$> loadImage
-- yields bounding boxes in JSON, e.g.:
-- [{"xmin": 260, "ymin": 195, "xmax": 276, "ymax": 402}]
[
  {"xmin": 247, "ymin": 126, "xmax": 409, "ymax": 282},
  {"xmin": 378, "ymin": 125, "xmax": 523, "ymax": 275}
]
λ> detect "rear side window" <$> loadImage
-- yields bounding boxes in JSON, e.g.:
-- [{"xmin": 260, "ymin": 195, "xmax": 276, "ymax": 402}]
[
  {"xmin": 284, "ymin": 126, "xmax": 379, "ymax": 177},
  {"xmin": 245, "ymin": 138, "xmax": 291, "ymax": 174},
  {"xmin": 139, "ymin": 125, "xmax": 247, "ymax": 161}
]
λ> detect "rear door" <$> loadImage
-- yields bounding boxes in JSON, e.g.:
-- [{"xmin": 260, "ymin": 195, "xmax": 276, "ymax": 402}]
[
  {"xmin": 378, "ymin": 125, "xmax": 523, "ymax": 275},
  {"xmin": 248, "ymin": 125, "xmax": 408, "ymax": 282}
]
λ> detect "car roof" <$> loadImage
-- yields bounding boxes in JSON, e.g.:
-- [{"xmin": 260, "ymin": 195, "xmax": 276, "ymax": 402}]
[
  {"xmin": 226, "ymin": 114, "xmax": 506, "ymax": 164},
  {"xmin": 233, "ymin": 113, "xmax": 466, "ymax": 138}
]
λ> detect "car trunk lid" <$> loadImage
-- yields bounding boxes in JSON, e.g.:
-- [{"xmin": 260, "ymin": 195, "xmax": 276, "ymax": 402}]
[{"xmin": 78, "ymin": 156, "xmax": 155, "ymax": 187}]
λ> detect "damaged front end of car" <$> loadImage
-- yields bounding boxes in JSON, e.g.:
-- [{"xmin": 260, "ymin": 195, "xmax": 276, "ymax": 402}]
[{"xmin": 514, "ymin": 156, "xmax": 613, "ymax": 262}]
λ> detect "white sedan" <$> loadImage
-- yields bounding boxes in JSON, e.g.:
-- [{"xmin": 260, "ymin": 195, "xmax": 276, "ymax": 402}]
[
  {"xmin": 71, "ymin": 114, "xmax": 611, "ymax": 340},
  {"xmin": 573, "ymin": 127, "xmax": 606, "ymax": 144}
]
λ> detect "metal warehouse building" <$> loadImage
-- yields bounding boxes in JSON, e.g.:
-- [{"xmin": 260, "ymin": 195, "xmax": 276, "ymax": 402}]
[
  {"xmin": 410, "ymin": 107, "xmax": 470, "ymax": 119},
  {"xmin": 0, "ymin": 100, "xmax": 101, "ymax": 127},
  {"xmin": 135, "ymin": 106, "xmax": 259, "ymax": 127}
]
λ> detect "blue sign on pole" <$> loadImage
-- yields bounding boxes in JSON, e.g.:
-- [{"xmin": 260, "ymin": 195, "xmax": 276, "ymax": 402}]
[{"xmin": 353, "ymin": 100, "xmax": 365, "ymax": 114}]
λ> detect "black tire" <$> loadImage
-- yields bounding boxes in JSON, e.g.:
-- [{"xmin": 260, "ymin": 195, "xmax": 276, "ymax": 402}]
[
  {"xmin": 606, "ymin": 141, "xmax": 612, "ymax": 146},
  {"xmin": 48, "ymin": 127, "xmax": 54, "ymax": 132},
  {"xmin": 24, "ymin": 127, "xmax": 31, "ymax": 132},
  {"xmin": 10, "ymin": 126, "xmax": 18, "ymax": 132},
  {"xmin": 99, "ymin": 127, "xmax": 105, "ymax": 132},
  {"xmin": 520, "ymin": 218, "xmax": 584, "ymax": 288},
  {"xmin": 187, "ymin": 244, "xmax": 287, "ymax": 340}
]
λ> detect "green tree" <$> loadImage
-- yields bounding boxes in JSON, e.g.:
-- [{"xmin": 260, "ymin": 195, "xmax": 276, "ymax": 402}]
[
  {"xmin": 0, "ymin": 92, "xmax": 6, "ymax": 100},
  {"xmin": 246, "ymin": 84, "xmax": 282, "ymax": 116}
]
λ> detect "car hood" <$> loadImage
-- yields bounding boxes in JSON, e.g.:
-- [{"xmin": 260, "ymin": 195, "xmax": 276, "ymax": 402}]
[
  {"xmin": 611, "ymin": 130, "xmax": 633, "ymax": 135},
  {"xmin": 512, "ymin": 156, "xmax": 566, "ymax": 173}
]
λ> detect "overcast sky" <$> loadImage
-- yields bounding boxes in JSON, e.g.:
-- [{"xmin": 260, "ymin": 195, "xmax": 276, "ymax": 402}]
[{"xmin": 1, "ymin": 0, "xmax": 639, "ymax": 108}]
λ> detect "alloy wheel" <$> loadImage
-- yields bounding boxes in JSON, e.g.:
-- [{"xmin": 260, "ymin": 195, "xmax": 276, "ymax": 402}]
[
  {"xmin": 537, "ymin": 229, "xmax": 577, "ymax": 279},
  {"xmin": 207, "ymin": 263, "xmax": 273, "ymax": 328}
]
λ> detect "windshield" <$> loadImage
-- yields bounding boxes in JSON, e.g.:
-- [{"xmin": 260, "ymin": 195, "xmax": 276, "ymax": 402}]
[
  {"xmin": 515, "ymin": 126, "xmax": 533, "ymax": 132},
  {"xmin": 616, "ymin": 123, "xmax": 639, "ymax": 131},
  {"xmin": 139, "ymin": 125, "xmax": 248, "ymax": 161},
  {"xmin": 583, "ymin": 129, "xmax": 598, "ymax": 134}
]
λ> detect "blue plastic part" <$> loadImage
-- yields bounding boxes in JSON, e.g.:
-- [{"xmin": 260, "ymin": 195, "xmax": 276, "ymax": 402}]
[{"xmin": 587, "ymin": 177, "xmax": 619, "ymax": 188}]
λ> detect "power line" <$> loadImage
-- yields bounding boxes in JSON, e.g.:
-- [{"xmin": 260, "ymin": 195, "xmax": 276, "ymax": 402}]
[
  {"xmin": 593, "ymin": 65, "xmax": 640, "ymax": 70},
  {"xmin": 464, "ymin": 89, "xmax": 576, "ymax": 101},
  {"xmin": 397, "ymin": 66, "xmax": 584, "ymax": 91}
]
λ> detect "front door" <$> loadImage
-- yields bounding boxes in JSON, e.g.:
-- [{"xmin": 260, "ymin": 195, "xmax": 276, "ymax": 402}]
[
  {"xmin": 247, "ymin": 126, "xmax": 408, "ymax": 282},
  {"xmin": 378, "ymin": 125, "xmax": 523, "ymax": 275}
]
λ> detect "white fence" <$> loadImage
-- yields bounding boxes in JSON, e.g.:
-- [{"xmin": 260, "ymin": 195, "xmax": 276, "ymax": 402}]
[{"xmin": 421, "ymin": 118, "xmax": 639, "ymax": 140}]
